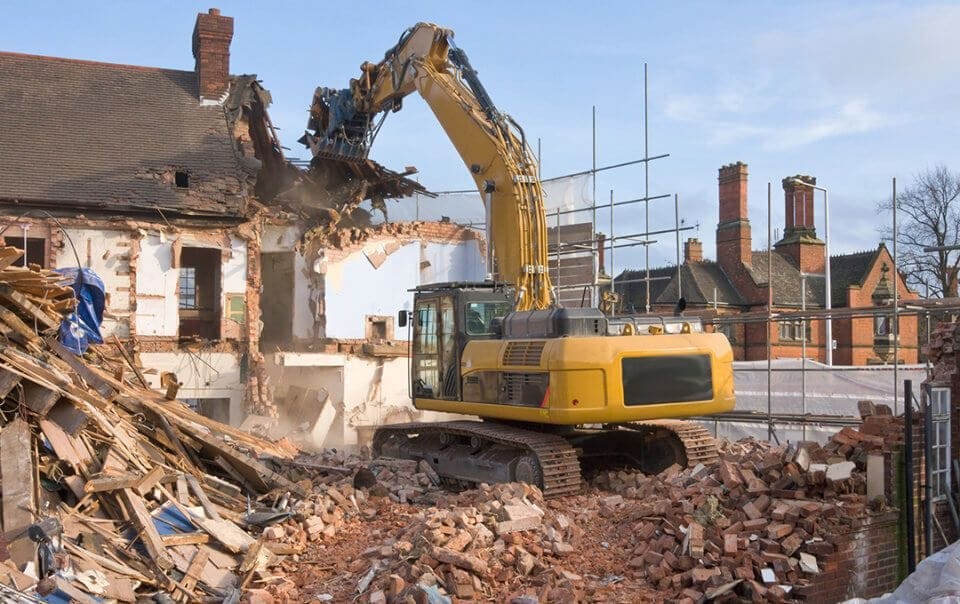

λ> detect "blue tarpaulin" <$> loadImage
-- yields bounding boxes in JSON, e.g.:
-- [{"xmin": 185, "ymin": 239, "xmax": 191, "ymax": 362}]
[{"xmin": 55, "ymin": 268, "xmax": 105, "ymax": 355}]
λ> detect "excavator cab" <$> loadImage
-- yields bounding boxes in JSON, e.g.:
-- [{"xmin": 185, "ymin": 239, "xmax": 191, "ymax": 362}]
[{"xmin": 399, "ymin": 283, "xmax": 512, "ymax": 401}]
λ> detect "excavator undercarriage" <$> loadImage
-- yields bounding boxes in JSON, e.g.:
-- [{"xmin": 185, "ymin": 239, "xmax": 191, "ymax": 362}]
[{"xmin": 373, "ymin": 419, "xmax": 719, "ymax": 498}]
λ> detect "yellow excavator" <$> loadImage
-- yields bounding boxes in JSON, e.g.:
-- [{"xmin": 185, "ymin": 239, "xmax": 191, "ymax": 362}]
[{"xmin": 301, "ymin": 23, "xmax": 734, "ymax": 496}]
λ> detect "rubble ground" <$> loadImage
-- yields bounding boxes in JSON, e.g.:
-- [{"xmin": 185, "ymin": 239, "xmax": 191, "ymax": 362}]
[{"xmin": 257, "ymin": 412, "xmax": 900, "ymax": 604}]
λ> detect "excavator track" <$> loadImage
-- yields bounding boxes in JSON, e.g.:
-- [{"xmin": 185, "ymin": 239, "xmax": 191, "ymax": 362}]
[
  {"xmin": 373, "ymin": 420, "xmax": 582, "ymax": 498},
  {"xmin": 624, "ymin": 419, "xmax": 720, "ymax": 467}
]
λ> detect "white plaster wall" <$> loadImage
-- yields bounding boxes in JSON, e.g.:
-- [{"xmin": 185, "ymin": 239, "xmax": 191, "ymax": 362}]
[
  {"xmin": 421, "ymin": 240, "xmax": 485, "ymax": 283},
  {"xmin": 262, "ymin": 225, "xmax": 314, "ymax": 340},
  {"xmin": 323, "ymin": 243, "xmax": 419, "ymax": 339},
  {"xmin": 222, "ymin": 236, "xmax": 247, "ymax": 295},
  {"xmin": 321, "ymin": 239, "xmax": 485, "ymax": 340},
  {"xmin": 135, "ymin": 232, "xmax": 178, "ymax": 337},
  {"xmin": 57, "ymin": 228, "xmax": 133, "ymax": 339},
  {"xmin": 140, "ymin": 352, "xmax": 244, "ymax": 424}
]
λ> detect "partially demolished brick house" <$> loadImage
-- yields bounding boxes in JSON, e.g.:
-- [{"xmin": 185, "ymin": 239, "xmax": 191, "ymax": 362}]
[{"xmin": 0, "ymin": 9, "xmax": 485, "ymax": 444}]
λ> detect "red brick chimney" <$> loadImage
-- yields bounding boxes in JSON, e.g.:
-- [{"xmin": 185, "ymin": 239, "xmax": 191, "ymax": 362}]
[
  {"xmin": 684, "ymin": 238, "xmax": 703, "ymax": 263},
  {"xmin": 775, "ymin": 174, "xmax": 825, "ymax": 274},
  {"xmin": 783, "ymin": 175, "xmax": 816, "ymax": 234},
  {"xmin": 716, "ymin": 162, "xmax": 752, "ymax": 273},
  {"xmin": 192, "ymin": 8, "xmax": 234, "ymax": 101}
]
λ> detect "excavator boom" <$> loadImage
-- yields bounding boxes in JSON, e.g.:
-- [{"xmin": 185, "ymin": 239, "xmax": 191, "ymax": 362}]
[{"xmin": 302, "ymin": 23, "xmax": 553, "ymax": 311}]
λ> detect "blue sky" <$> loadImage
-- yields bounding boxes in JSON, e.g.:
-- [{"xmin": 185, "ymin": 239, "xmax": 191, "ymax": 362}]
[{"xmin": 3, "ymin": 1, "xmax": 958, "ymax": 272}]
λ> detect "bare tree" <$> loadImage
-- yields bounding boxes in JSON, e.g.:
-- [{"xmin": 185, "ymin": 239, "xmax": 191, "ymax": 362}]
[{"xmin": 878, "ymin": 165, "xmax": 960, "ymax": 297}]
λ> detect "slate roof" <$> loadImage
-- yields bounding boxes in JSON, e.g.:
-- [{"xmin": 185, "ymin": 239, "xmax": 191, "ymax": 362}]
[
  {"xmin": 830, "ymin": 248, "xmax": 881, "ymax": 305},
  {"xmin": 0, "ymin": 52, "xmax": 248, "ymax": 219},
  {"xmin": 616, "ymin": 261, "xmax": 746, "ymax": 310},
  {"xmin": 747, "ymin": 251, "xmax": 825, "ymax": 307}
]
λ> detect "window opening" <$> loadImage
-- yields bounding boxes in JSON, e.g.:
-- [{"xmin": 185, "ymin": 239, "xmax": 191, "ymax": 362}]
[
  {"xmin": 175, "ymin": 171, "xmax": 189, "ymax": 188},
  {"xmin": 179, "ymin": 247, "xmax": 221, "ymax": 340},
  {"xmin": 930, "ymin": 386, "xmax": 951, "ymax": 500}
]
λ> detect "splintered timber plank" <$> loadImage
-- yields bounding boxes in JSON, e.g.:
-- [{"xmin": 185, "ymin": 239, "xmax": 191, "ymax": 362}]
[
  {"xmin": 0, "ymin": 418, "xmax": 36, "ymax": 567},
  {"xmin": 185, "ymin": 475, "xmax": 222, "ymax": 522},
  {"xmin": 46, "ymin": 337, "xmax": 117, "ymax": 400},
  {"xmin": 118, "ymin": 489, "xmax": 174, "ymax": 571},
  {"xmin": 0, "ymin": 283, "xmax": 58, "ymax": 330},
  {"xmin": 0, "ymin": 247, "xmax": 24, "ymax": 271},
  {"xmin": 184, "ymin": 429, "xmax": 306, "ymax": 497}
]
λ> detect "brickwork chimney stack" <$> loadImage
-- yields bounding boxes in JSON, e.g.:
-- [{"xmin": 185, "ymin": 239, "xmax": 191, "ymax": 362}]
[
  {"xmin": 782, "ymin": 175, "xmax": 817, "ymax": 235},
  {"xmin": 684, "ymin": 237, "xmax": 703, "ymax": 263},
  {"xmin": 716, "ymin": 162, "xmax": 752, "ymax": 272},
  {"xmin": 775, "ymin": 173, "xmax": 825, "ymax": 273},
  {"xmin": 192, "ymin": 8, "xmax": 233, "ymax": 101}
]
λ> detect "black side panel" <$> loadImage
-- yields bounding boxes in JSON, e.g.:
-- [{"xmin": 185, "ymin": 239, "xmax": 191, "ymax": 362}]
[{"xmin": 621, "ymin": 355, "xmax": 713, "ymax": 405}]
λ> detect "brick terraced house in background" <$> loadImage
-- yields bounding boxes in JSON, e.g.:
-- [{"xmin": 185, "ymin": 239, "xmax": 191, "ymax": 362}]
[{"xmin": 617, "ymin": 162, "xmax": 919, "ymax": 365}]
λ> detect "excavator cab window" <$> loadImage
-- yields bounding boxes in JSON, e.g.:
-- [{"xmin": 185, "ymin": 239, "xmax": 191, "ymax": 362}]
[
  {"xmin": 412, "ymin": 295, "xmax": 460, "ymax": 400},
  {"xmin": 464, "ymin": 301, "xmax": 512, "ymax": 337},
  {"xmin": 412, "ymin": 301, "xmax": 439, "ymax": 398}
]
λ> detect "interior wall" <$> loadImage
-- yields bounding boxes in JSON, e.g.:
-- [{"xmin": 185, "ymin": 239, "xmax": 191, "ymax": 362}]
[
  {"xmin": 140, "ymin": 351, "xmax": 244, "ymax": 424},
  {"xmin": 58, "ymin": 227, "xmax": 133, "ymax": 339}
]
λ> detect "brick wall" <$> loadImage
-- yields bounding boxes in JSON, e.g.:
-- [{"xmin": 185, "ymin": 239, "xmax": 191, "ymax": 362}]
[{"xmin": 797, "ymin": 511, "xmax": 900, "ymax": 601}]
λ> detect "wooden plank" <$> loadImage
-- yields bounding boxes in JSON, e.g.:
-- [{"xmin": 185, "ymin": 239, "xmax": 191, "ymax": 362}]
[
  {"xmin": 46, "ymin": 399, "xmax": 90, "ymax": 435},
  {"xmin": 180, "ymin": 547, "xmax": 209, "ymax": 595},
  {"xmin": 0, "ymin": 418, "xmax": 35, "ymax": 567},
  {"xmin": 0, "ymin": 247, "xmax": 24, "ymax": 271},
  {"xmin": 112, "ymin": 335, "xmax": 148, "ymax": 389},
  {"xmin": 39, "ymin": 419, "xmax": 86, "ymax": 470},
  {"xmin": 46, "ymin": 337, "xmax": 117, "ymax": 400},
  {"xmin": 118, "ymin": 489, "xmax": 173, "ymax": 571},
  {"xmin": 0, "ymin": 367, "xmax": 21, "ymax": 399},
  {"xmin": 184, "ymin": 430, "xmax": 306, "ymax": 497},
  {"xmin": 191, "ymin": 516, "xmax": 255, "ymax": 554},
  {"xmin": 85, "ymin": 474, "xmax": 141, "ymax": 494},
  {"xmin": 176, "ymin": 475, "xmax": 190, "ymax": 506},
  {"xmin": 134, "ymin": 466, "xmax": 166, "ymax": 497},
  {"xmin": 161, "ymin": 532, "xmax": 210, "ymax": 546},
  {"xmin": 186, "ymin": 475, "xmax": 222, "ymax": 521},
  {"xmin": 20, "ymin": 380, "xmax": 60, "ymax": 415},
  {"xmin": 0, "ymin": 283, "xmax": 58, "ymax": 330},
  {"xmin": 0, "ymin": 305, "xmax": 41, "ymax": 345}
]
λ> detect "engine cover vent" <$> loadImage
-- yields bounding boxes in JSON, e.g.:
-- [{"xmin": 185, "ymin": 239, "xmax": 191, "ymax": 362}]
[{"xmin": 503, "ymin": 340, "xmax": 546, "ymax": 366}]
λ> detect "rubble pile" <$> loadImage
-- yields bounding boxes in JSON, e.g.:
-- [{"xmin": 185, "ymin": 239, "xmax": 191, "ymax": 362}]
[
  {"xmin": 287, "ymin": 412, "xmax": 903, "ymax": 603},
  {"xmin": 923, "ymin": 321, "xmax": 960, "ymax": 383},
  {"xmin": 0, "ymin": 247, "xmax": 303, "ymax": 602}
]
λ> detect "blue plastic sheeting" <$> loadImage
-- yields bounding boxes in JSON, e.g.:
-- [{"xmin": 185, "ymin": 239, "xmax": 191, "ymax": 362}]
[
  {"xmin": 54, "ymin": 268, "xmax": 105, "ymax": 355},
  {"xmin": 152, "ymin": 502, "xmax": 197, "ymax": 535}
]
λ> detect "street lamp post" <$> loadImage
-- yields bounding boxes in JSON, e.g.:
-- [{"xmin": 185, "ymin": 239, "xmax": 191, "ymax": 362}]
[{"xmin": 789, "ymin": 179, "xmax": 832, "ymax": 365}]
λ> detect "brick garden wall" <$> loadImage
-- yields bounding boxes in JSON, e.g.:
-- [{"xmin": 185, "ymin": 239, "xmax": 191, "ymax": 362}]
[{"xmin": 797, "ymin": 511, "xmax": 900, "ymax": 601}]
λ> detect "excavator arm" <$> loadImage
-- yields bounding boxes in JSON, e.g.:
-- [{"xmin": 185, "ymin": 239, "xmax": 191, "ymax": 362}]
[{"xmin": 301, "ymin": 23, "xmax": 553, "ymax": 311}]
